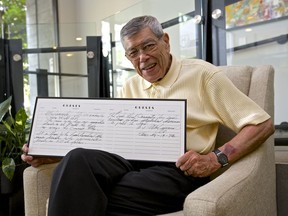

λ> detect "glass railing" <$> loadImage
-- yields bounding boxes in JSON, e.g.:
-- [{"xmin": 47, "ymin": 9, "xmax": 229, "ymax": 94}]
[
  {"xmin": 0, "ymin": 22, "xmax": 97, "ymax": 46},
  {"xmin": 224, "ymin": 4, "xmax": 288, "ymax": 126},
  {"xmin": 1, "ymin": 22, "xmax": 98, "ymax": 116}
]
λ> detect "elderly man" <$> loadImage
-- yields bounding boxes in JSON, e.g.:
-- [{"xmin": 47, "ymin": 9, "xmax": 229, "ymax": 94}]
[{"xmin": 22, "ymin": 15, "xmax": 274, "ymax": 216}]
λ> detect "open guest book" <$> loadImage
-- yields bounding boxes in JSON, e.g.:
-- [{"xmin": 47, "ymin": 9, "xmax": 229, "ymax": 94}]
[{"xmin": 27, "ymin": 97, "xmax": 187, "ymax": 162}]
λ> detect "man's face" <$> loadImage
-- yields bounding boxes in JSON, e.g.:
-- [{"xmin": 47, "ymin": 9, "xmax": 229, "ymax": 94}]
[{"xmin": 122, "ymin": 27, "xmax": 171, "ymax": 83}]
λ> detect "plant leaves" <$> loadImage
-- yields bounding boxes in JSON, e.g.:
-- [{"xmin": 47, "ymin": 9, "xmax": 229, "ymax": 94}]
[
  {"xmin": 2, "ymin": 157, "xmax": 16, "ymax": 181},
  {"xmin": 0, "ymin": 96, "xmax": 28, "ymax": 180},
  {"xmin": 0, "ymin": 96, "xmax": 12, "ymax": 122},
  {"xmin": 2, "ymin": 120, "xmax": 16, "ymax": 137},
  {"xmin": 15, "ymin": 108, "xmax": 28, "ymax": 131}
]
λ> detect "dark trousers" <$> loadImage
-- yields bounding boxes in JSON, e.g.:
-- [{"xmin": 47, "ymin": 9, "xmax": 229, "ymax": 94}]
[{"xmin": 48, "ymin": 148, "xmax": 209, "ymax": 216}]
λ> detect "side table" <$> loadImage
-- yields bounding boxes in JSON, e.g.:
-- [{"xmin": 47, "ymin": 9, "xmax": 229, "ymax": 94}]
[{"xmin": 275, "ymin": 145, "xmax": 288, "ymax": 216}]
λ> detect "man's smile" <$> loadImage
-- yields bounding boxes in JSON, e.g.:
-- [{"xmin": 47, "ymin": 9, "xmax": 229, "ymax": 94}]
[{"xmin": 141, "ymin": 63, "xmax": 157, "ymax": 71}]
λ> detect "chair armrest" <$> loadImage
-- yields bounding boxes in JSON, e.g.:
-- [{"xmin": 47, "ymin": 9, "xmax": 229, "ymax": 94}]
[
  {"xmin": 23, "ymin": 163, "xmax": 59, "ymax": 216},
  {"xmin": 183, "ymin": 138, "xmax": 276, "ymax": 216}
]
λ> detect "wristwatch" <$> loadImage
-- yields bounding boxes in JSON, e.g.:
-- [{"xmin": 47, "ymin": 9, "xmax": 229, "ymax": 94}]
[{"xmin": 213, "ymin": 149, "xmax": 229, "ymax": 167}]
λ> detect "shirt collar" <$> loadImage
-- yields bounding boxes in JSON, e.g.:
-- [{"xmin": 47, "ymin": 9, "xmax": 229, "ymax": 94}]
[{"xmin": 142, "ymin": 54, "xmax": 181, "ymax": 90}]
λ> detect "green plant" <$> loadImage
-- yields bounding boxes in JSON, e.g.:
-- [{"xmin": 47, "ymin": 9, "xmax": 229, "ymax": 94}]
[{"xmin": 0, "ymin": 96, "xmax": 29, "ymax": 181}]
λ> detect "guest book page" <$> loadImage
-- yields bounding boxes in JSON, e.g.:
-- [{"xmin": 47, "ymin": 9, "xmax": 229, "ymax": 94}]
[{"xmin": 28, "ymin": 97, "xmax": 186, "ymax": 162}]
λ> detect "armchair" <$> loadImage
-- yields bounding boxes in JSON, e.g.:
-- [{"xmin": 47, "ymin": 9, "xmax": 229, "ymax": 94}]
[{"xmin": 23, "ymin": 65, "xmax": 276, "ymax": 216}]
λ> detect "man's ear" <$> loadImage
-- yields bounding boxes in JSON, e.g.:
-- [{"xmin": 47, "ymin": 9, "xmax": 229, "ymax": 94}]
[{"xmin": 162, "ymin": 33, "xmax": 170, "ymax": 50}]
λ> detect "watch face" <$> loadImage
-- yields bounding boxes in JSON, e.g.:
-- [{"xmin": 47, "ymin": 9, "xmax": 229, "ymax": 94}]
[
  {"xmin": 219, "ymin": 154, "xmax": 228, "ymax": 165},
  {"xmin": 213, "ymin": 149, "xmax": 229, "ymax": 167}
]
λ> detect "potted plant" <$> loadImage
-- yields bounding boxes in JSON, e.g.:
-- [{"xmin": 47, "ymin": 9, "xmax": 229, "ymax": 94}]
[{"xmin": 0, "ymin": 96, "xmax": 29, "ymax": 190}]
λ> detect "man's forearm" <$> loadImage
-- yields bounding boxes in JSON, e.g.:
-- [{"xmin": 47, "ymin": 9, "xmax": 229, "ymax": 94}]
[{"xmin": 219, "ymin": 118, "xmax": 275, "ymax": 164}]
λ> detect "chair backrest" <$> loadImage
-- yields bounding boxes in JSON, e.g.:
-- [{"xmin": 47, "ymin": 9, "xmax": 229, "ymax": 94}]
[
  {"xmin": 185, "ymin": 65, "xmax": 276, "ymax": 216},
  {"xmin": 212, "ymin": 65, "xmax": 275, "ymax": 178},
  {"xmin": 215, "ymin": 65, "xmax": 275, "ymax": 148}
]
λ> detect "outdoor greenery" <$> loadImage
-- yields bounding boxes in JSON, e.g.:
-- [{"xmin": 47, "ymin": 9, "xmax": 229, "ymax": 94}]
[
  {"xmin": 1, "ymin": 0, "xmax": 30, "ymax": 117},
  {"xmin": 0, "ymin": 96, "xmax": 29, "ymax": 181},
  {"xmin": 0, "ymin": 0, "xmax": 27, "ymax": 47}
]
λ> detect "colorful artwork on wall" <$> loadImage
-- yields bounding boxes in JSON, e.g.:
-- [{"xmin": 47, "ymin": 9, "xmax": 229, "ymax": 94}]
[{"xmin": 225, "ymin": 0, "xmax": 288, "ymax": 29}]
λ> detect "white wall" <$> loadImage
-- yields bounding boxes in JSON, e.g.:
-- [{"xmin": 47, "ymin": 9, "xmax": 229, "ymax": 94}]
[{"xmin": 58, "ymin": 0, "xmax": 141, "ymax": 35}]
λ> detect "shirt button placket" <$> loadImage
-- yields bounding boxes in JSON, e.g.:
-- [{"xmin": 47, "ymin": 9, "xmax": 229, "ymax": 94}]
[{"xmin": 151, "ymin": 85, "xmax": 158, "ymax": 98}]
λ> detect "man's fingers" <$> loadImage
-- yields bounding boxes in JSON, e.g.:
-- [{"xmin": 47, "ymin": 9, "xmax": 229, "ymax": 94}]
[
  {"xmin": 21, "ymin": 153, "xmax": 32, "ymax": 162},
  {"xmin": 22, "ymin": 143, "xmax": 29, "ymax": 154},
  {"xmin": 176, "ymin": 151, "xmax": 192, "ymax": 168}
]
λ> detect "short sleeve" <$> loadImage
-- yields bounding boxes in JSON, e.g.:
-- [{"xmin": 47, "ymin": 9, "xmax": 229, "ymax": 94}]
[{"xmin": 202, "ymin": 71, "xmax": 270, "ymax": 132}]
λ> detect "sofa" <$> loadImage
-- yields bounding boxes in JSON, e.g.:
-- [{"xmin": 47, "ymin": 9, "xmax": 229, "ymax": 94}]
[{"xmin": 23, "ymin": 65, "xmax": 276, "ymax": 216}]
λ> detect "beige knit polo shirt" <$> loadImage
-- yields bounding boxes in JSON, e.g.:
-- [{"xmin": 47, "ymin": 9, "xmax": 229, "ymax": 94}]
[{"xmin": 118, "ymin": 56, "xmax": 270, "ymax": 154}]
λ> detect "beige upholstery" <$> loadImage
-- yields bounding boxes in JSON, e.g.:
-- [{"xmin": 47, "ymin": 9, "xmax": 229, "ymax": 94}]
[{"xmin": 23, "ymin": 65, "xmax": 276, "ymax": 216}]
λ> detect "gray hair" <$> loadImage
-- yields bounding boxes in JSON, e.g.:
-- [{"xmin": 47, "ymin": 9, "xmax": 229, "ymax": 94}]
[{"xmin": 120, "ymin": 15, "xmax": 164, "ymax": 45}]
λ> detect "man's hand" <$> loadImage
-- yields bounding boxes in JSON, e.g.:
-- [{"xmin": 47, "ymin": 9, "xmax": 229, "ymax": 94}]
[
  {"xmin": 175, "ymin": 119, "xmax": 275, "ymax": 178},
  {"xmin": 176, "ymin": 150, "xmax": 220, "ymax": 177},
  {"xmin": 21, "ymin": 144, "xmax": 61, "ymax": 167}
]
